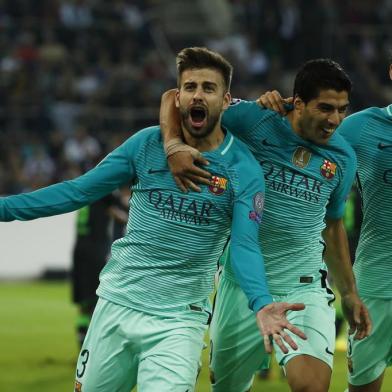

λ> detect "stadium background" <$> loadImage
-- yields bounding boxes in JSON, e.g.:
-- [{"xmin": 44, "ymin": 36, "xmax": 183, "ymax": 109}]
[{"xmin": 0, "ymin": 1, "xmax": 391, "ymax": 391}]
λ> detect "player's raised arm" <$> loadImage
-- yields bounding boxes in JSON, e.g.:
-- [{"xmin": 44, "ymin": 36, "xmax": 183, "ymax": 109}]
[
  {"xmin": 0, "ymin": 133, "xmax": 142, "ymax": 222},
  {"xmin": 160, "ymin": 89, "xmax": 182, "ymax": 145},
  {"xmin": 160, "ymin": 89, "xmax": 212, "ymax": 192},
  {"xmin": 229, "ymin": 158, "xmax": 306, "ymax": 354}
]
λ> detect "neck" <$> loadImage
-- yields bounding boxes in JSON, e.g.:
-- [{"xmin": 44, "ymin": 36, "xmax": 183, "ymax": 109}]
[
  {"xmin": 182, "ymin": 124, "xmax": 225, "ymax": 152},
  {"xmin": 286, "ymin": 110, "xmax": 302, "ymax": 138}
]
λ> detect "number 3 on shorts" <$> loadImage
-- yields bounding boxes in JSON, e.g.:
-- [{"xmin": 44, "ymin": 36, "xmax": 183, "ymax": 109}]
[{"xmin": 77, "ymin": 349, "xmax": 90, "ymax": 378}]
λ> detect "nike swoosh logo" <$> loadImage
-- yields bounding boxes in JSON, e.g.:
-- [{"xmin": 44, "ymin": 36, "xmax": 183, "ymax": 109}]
[
  {"xmin": 261, "ymin": 139, "xmax": 278, "ymax": 148},
  {"xmin": 148, "ymin": 168, "xmax": 169, "ymax": 174},
  {"xmin": 378, "ymin": 143, "xmax": 392, "ymax": 150},
  {"xmin": 325, "ymin": 347, "xmax": 334, "ymax": 355}
]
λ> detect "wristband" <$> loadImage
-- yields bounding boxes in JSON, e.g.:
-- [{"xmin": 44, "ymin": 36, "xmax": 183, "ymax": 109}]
[
  {"xmin": 164, "ymin": 138, "xmax": 200, "ymax": 158},
  {"xmin": 164, "ymin": 138, "xmax": 183, "ymax": 156}
]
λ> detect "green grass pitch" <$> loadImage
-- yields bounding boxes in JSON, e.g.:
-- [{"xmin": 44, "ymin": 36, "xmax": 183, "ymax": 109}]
[{"xmin": 0, "ymin": 282, "xmax": 390, "ymax": 391}]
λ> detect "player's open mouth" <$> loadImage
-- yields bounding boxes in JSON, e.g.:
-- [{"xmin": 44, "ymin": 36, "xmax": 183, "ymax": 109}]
[
  {"xmin": 321, "ymin": 127, "xmax": 334, "ymax": 137},
  {"xmin": 190, "ymin": 106, "xmax": 207, "ymax": 129}
]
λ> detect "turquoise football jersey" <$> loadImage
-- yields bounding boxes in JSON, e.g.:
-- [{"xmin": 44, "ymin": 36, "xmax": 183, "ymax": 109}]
[
  {"xmin": 338, "ymin": 105, "xmax": 392, "ymax": 298},
  {"xmin": 222, "ymin": 100, "xmax": 357, "ymax": 295},
  {"xmin": 0, "ymin": 126, "xmax": 272, "ymax": 312}
]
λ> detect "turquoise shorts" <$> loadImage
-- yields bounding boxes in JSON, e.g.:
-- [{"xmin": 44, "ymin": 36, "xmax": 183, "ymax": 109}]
[
  {"xmin": 74, "ymin": 298, "xmax": 208, "ymax": 392},
  {"xmin": 210, "ymin": 275, "xmax": 336, "ymax": 392},
  {"xmin": 347, "ymin": 297, "xmax": 392, "ymax": 386}
]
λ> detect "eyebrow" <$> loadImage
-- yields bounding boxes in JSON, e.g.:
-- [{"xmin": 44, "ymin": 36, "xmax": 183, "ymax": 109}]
[
  {"xmin": 203, "ymin": 81, "xmax": 218, "ymax": 87},
  {"xmin": 183, "ymin": 81, "xmax": 218, "ymax": 88},
  {"xmin": 317, "ymin": 102, "xmax": 349, "ymax": 110}
]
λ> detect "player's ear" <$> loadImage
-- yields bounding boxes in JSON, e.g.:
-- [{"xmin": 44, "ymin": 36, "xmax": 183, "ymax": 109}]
[
  {"xmin": 389, "ymin": 64, "xmax": 392, "ymax": 81},
  {"xmin": 222, "ymin": 92, "xmax": 231, "ymax": 111},
  {"xmin": 293, "ymin": 95, "xmax": 304, "ymax": 113},
  {"xmin": 174, "ymin": 89, "xmax": 180, "ymax": 109}
]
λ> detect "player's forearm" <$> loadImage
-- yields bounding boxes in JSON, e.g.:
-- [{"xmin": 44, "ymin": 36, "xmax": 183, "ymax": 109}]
[
  {"xmin": 160, "ymin": 89, "xmax": 182, "ymax": 144},
  {"xmin": 230, "ymin": 240, "xmax": 273, "ymax": 312},
  {"xmin": 322, "ymin": 218, "xmax": 358, "ymax": 296},
  {"xmin": 0, "ymin": 181, "xmax": 90, "ymax": 221},
  {"xmin": 0, "ymin": 145, "xmax": 133, "ymax": 222}
]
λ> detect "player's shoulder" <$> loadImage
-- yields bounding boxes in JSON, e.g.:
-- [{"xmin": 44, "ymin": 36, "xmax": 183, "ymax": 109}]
[
  {"xmin": 343, "ymin": 106, "xmax": 391, "ymax": 128},
  {"xmin": 121, "ymin": 126, "xmax": 161, "ymax": 152},
  {"xmin": 125, "ymin": 125, "xmax": 161, "ymax": 143},
  {"xmin": 219, "ymin": 134, "xmax": 265, "ymax": 194},
  {"xmin": 229, "ymin": 98, "xmax": 256, "ymax": 110},
  {"xmin": 340, "ymin": 106, "xmax": 392, "ymax": 144},
  {"xmin": 346, "ymin": 106, "xmax": 382, "ymax": 123},
  {"xmin": 355, "ymin": 106, "xmax": 388, "ymax": 118},
  {"xmin": 225, "ymin": 132, "xmax": 262, "ymax": 172},
  {"xmin": 228, "ymin": 132, "xmax": 256, "ymax": 158},
  {"xmin": 227, "ymin": 98, "xmax": 282, "ymax": 122},
  {"xmin": 359, "ymin": 105, "xmax": 392, "ymax": 125}
]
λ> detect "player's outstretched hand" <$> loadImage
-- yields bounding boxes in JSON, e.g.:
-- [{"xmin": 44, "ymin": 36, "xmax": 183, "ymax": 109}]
[
  {"xmin": 257, "ymin": 90, "xmax": 293, "ymax": 116},
  {"xmin": 341, "ymin": 293, "xmax": 372, "ymax": 340},
  {"xmin": 167, "ymin": 150, "xmax": 211, "ymax": 193},
  {"xmin": 256, "ymin": 302, "xmax": 306, "ymax": 354}
]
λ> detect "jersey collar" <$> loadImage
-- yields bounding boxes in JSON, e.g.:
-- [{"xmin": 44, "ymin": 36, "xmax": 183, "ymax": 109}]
[{"xmin": 384, "ymin": 104, "xmax": 392, "ymax": 118}]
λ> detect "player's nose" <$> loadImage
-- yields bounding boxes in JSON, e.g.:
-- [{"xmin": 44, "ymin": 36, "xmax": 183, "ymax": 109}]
[
  {"xmin": 192, "ymin": 86, "xmax": 204, "ymax": 101},
  {"xmin": 328, "ymin": 110, "xmax": 341, "ymax": 127}
]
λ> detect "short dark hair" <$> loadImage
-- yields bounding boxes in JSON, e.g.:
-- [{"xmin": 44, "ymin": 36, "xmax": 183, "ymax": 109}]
[
  {"xmin": 176, "ymin": 47, "xmax": 233, "ymax": 91},
  {"xmin": 293, "ymin": 59, "xmax": 352, "ymax": 103}
]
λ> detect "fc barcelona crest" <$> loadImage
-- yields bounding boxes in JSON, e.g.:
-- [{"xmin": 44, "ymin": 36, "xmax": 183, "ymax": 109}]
[
  {"xmin": 320, "ymin": 159, "xmax": 337, "ymax": 179},
  {"xmin": 292, "ymin": 147, "xmax": 312, "ymax": 168},
  {"xmin": 208, "ymin": 175, "xmax": 228, "ymax": 195}
]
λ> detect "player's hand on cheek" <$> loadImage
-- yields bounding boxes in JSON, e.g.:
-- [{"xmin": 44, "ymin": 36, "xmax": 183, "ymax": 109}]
[
  {"xmin": 168, "ymin": 150, "xmax": 212, "ymax": 193},
  {"xmin": 256, "ymin": 302, "xmax": 307, "ymax": 354}
]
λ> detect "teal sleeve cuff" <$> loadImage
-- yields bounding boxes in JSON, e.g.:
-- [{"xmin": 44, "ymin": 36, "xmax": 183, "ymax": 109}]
[{"xmin": 251, "ymin": 295, "xmax": 273, "ymax": 313}]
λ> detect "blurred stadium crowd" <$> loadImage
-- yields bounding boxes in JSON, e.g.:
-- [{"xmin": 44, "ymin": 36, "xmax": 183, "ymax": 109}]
[{"xmin": 0, "ymin": 0, "xmax": 391, "ymax": 194}]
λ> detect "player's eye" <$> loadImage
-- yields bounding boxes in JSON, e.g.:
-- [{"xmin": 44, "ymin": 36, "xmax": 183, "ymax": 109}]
[
  {"xmin": 338, "ymin": 106, "xmax": 348, "ymax": 114},
  {"xmin": 318, "ymin": 104, "xmax": 333, "ymax": 113}
]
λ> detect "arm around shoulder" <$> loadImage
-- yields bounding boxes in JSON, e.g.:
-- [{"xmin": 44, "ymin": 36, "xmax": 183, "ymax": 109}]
[{"xmin": 160, "ymin": 89, "xmax": 182, "ymax": 145}]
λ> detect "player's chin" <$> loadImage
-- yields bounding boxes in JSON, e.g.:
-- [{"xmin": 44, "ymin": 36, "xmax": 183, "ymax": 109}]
[
  {"xmin": 187, "ymin": 123, "xmax": 211, "ymax": 139},
  {"xmin": 315, "ymin": 133, "xmax": 333, "ymax": 145},
  {"xmin": 188, "ymin": 127, "xmax": 208, "ymax": 139}
]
